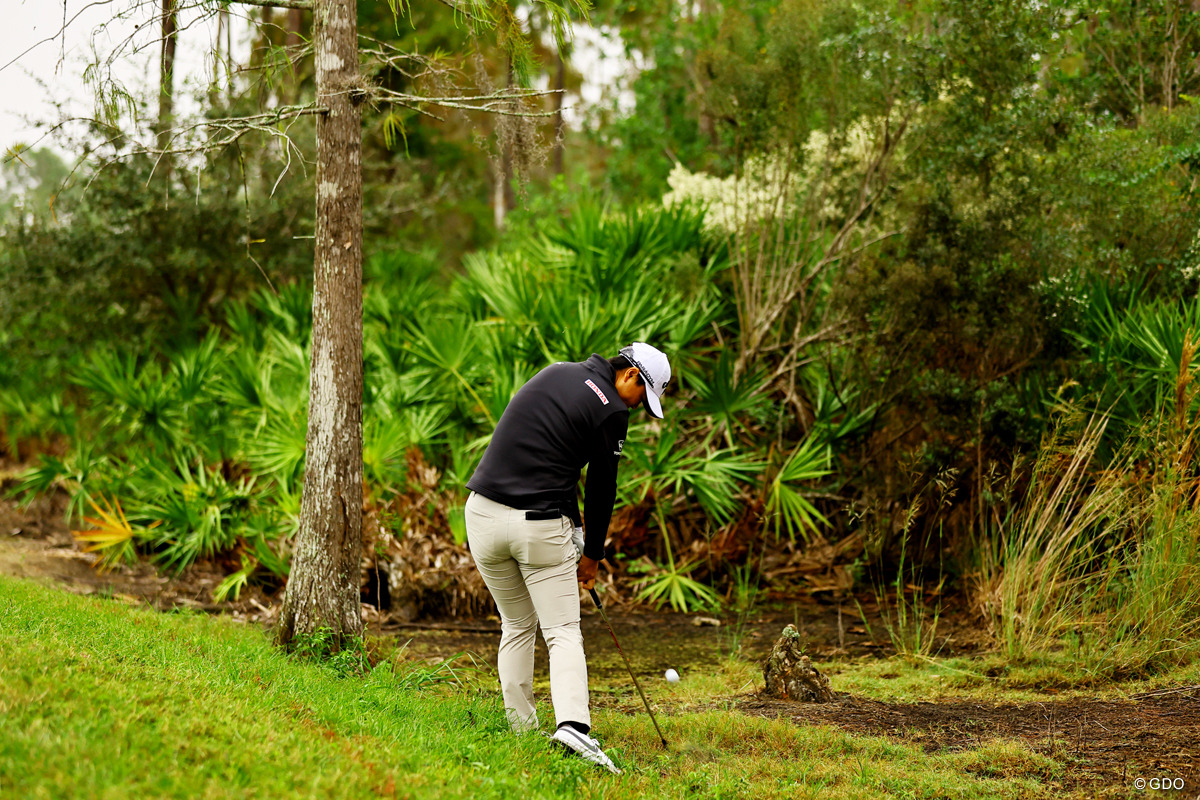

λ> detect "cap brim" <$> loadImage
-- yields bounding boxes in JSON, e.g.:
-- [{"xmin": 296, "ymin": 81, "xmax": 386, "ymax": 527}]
[{"xmin": 643, "ymin": 389, "xmax": 664, "ymax": 419}]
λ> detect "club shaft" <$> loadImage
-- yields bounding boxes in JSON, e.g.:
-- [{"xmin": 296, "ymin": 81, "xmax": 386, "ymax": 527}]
[{"xmin": 589, "ymin": 588, "xmax": 668, "ymax": 749}]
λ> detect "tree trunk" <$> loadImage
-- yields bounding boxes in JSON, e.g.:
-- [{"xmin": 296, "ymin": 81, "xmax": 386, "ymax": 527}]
[
  {"xmin": 277, "ymin": 0, "xmax": 364, "ymax": 651},
  {"xmin": 286, "ymin": 8, "xmax": 305, "ymax": 104},
  {"xmin": 552, "ymin": 49, "xmax": 565, "ymax": 176},
  {"xmin": 497, "ymin": 54, "xmax": 517, "ymax": 226},
  {"xmin": 287, "ymin": 8, "xmax": 304, "ymax": 50},
  {"xmin": 223, "ymin": 7, "xmax": 234, "ymax": 101},
  {"xmin": 762, "ymin": 625, "xmax": 834, "ymax": 702},
  {"xmin": 157, "ymin": 0, "xmax": 177, "ymax": 144},
  {"xmin": 209, "ymin": 10, "xmax": 222, "ymax": 107}
]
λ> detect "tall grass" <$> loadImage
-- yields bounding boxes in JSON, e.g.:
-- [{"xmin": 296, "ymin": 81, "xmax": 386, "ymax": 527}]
[
  {"xmin": 871, "ymin": 531, "xmax": 946, "ymax": 665},
  {"xmin": 975, "ymin": 339, "xmax": 1200, "ymax": 677},
  {"xmin": 973, "ymin": 412, "xmax": 1128, "ymax": 663},
  {"xmin": 1089, "ymin": 339, "xmax": 1200, "ymax": 676}
]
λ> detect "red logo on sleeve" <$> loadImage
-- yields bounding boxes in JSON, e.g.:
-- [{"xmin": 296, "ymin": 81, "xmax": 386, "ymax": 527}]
[{"xmin": 584, "ymin": 379, "xmax": 609, "ymax": 405}]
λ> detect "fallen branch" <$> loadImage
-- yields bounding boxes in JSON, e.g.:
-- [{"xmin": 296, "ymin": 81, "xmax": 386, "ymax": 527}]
[{"xmin": 233, "ymin": 0, "xmax": 313, "ymax": 8}]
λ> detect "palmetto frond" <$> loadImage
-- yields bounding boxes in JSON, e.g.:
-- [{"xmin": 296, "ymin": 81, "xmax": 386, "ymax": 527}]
[
  {"xmin": 663, "ymin": 293, "xmax": 727, "ymax": 372},
  {"xmin": 74, "ymin": 351, "xmax": 185, "ymax": 448},
  {"xmin": 72, "ymin": 494, "xmax": 160, "ymax": 571},
  {"xmin": 364, "ymin": 252, "xmax": 441, "ymax": 322},
  {"xmin": 405, "ymin": 316, "xmax": 494, "ymax": 425},
  {"xmin": 478, "ymin": 361, "xmax": 535, "ymax": 427},
  {"xmin": 548, "ymin": 201, "xmax": 708, "ymax": 296},
  {"xmin": 72, "ymin": 349, "xmax": 141, "ymax": 405},
  {"xmin": 169, "ymin": 332, "xmax": 223, "ymax": 403},
  {"xmin": 1071, "ymin": 287, "xmax": 1200, "ymax": 432},
  {"xmin": 253, "ymin": 282, "xmax": 312, "ymax": 343},
  {"xmin": 801, "ymin": 364, "xmax": 877, "ymax": 446},
  {"xmin": 247, "ymin": 412, "xmax": 308, "ymax": 489},
  {"xmin": 364, "ymin": 407, "xmax": 450, "ymax": 488},
  {"xmin": 224, "ymin": 296, "xmax": 264, "ymax": 352},
  {"xmin": 684, "ymin": 450, "xmax": 763, "ymax": 525},
  {"xmin": 461, "ymin": 251, "xmax": 548, "ymax": 325},
  {"xmin": 632, "ymin": 557, "xmax": 721, "ymax": 613},
  {"xmin": 263, "ymin": 328, "xmax": 310, "ymax": 384},
  {"xmin": 690, "ymin": 351, "xmax": 771, "ymax": 444},
  {"xmin": 621, "ymin": 426, "xmax": 761, "ymax": 526},
  {"xmin": 536, "ymin": 288, "xmax": 670, "ymax": 364},
  {"xmin": 138, "ymin": 457, "xmax": 257, "ymax": 573},
  {"xmin": 214, "ymin": 553, "xmax": 256, "ymax": 603},
  {"xmin": 218, "ymin": 348, "xmax": 276, "ymax": 415},
  {"xmin": 764, "ymin": 437, "xmax": 832, "ymax": 541}
]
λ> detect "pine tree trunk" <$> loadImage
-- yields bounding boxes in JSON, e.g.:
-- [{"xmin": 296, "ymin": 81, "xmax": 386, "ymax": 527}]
[
  {"xmin": 552, "ymin": 50, "xmax": 565, "ymax": 176},
  {"xmin": 224, "ymin": 8, "xmax": 233, "ymax": 101},
  {"xmin": 157, "ymin": 0, "xmax": 177, "ymax": 157},
  {"xmin": 286, "ymin": 8, "xmax": 305, "ymax": 104},
  {"xmin": 498, "ymin": 55, "xmax": 517, "ymax": 225},
  {"xmin": 277, "ymin": 0, "xmax": 364, "ymax": 651},
  {"xmin": 287, "ymin": 8, "xmax": 304, "ymax": 50}
]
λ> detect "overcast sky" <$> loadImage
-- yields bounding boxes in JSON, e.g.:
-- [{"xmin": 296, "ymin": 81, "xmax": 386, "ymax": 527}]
[
  {"xmin": 1, "ymin": 0, "xmax": 243, "ymax": 155},
  {"xmin": 1, "ymin": 1, "xmax": 631, "ymax": 161}
]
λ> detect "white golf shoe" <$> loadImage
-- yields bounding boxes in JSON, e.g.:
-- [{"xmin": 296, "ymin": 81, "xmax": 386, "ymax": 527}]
[{"xmin": 550, "ymin": 725, "xmax": 622, "ymax": 774}]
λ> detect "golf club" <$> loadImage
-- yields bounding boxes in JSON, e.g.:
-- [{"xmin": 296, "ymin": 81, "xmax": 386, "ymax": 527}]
[{"xmin": 588, "ymin": 587, "xmax": 669, "ymax": 749}]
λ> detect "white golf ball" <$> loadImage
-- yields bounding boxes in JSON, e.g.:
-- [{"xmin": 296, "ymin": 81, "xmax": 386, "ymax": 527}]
[{"xmin": 665, "ymin": 668, "xmax": 680, "ymax": 683}]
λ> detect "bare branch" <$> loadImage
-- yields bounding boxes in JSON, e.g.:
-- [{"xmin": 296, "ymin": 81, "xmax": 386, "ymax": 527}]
[
  {"xmin": 0, "ymin": 0, "xmax": 125, "ymax": 77},
  {"xmin": 358, "ymin": 42, "xmax": 447, "ymax": 82},
  {"xmin": 232, "ymin": 0, "xmax": 313, "ymax": 9},
  {"xmin": 82, "ymin": 0, "xmax": 226, "ymax": 90},
  {"xmin": 373, "ymin": 86, "xmax": 563, "ymax": 117},
  {"xmin": 149, "ymin": 104, "xmax": 326, "ymax": 159}
]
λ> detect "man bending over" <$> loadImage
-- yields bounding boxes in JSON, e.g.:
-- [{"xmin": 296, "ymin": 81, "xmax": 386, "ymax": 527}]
[{"xmin": 464, "ymin": 342, "xmax": 671, "ymax": 773}]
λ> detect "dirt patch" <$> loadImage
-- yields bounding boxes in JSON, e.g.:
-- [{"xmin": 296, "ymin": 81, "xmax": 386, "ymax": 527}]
[
  {"xmin": 0, "ymin": 492, "xmax": 276, "ymax": 618},
  {"xmin": 0, "ymin": 487, "xmax": 994, "ymax": 681},
  {"xmin": 0, "ymin": 476, "xmax": 996, "ymax": 661},
  {"xmin": 740, "ymin": 691, "xmax": 1200, "ymax": 796}
]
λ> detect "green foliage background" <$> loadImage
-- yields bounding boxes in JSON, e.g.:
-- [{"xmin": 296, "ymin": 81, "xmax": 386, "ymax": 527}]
[{"xmin": 2, "ymin": 0, "xmax": 1200, "ymax": 656}]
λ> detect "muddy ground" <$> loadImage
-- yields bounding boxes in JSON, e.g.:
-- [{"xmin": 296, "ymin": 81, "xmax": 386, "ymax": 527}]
[
  {"xmin": 741, "ymin": 693, "xmax": 1200, "ymax": 796},
  {"xmin": 3, "ymin": 492, "xmax": 1198, "ymax": 797}
]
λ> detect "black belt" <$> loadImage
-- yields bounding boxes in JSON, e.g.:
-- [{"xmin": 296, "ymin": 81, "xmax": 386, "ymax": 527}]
[{"xmin": 524, "ymin": 509, "xmax": 562, "ymax": 521}]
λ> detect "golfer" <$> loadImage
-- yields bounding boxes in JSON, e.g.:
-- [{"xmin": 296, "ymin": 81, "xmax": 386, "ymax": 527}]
[{"xmin": 464, "ymin": 342, "xmax": 671, "ymax": 773}]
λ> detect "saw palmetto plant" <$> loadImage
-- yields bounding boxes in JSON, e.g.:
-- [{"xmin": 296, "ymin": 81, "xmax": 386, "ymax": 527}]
[
  {"xmin": 14, "ymin": 200, "xmax": 834, "ymax": 608},
  {"xmin": 137, "ymin": 456, "xmax": 258, "ymax": 574},
  {"xmin": 1070, "ymin": 284, "xmax": 1200, "ymax": 440},
  {"xmin": 72, "ymin": 494, "xmax": 160, "ymax": 572}
]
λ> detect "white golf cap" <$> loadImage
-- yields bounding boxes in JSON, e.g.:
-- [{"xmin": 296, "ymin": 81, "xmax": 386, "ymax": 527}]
[{"xmin": 619, "ymin": 342, "xmax": 671, "ymax": 418}]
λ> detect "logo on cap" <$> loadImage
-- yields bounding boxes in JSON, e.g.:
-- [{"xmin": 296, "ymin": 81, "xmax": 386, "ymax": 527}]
[{"xmin": 620, "ymin": 346, "xmax": 665, "ymax": 391}]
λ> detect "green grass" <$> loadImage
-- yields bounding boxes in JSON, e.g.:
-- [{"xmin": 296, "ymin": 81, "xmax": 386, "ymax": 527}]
[
  {"xmin": 0, "ymin": 575, "xmax": 1067, "ymax": 799},
  {"xmin": 819, "ymin": 653, "xmax": 1200, "ymax": 705}
]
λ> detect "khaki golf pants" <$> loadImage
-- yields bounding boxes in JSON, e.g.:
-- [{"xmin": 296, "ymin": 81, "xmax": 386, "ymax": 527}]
[{"xmin": 465, "ymin": 492, "xmax": 590, "ymax": 733}]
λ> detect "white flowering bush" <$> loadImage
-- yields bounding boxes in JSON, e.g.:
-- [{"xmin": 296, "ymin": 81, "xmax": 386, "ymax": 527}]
[
  {"xmin": 662, "ymin": 118, "xmax": 885, "ymax": 233},
  {"xmin": 662, "ymin": 155, "xmax": 801, "ymax": 234},
  {"xmin": 1182, "ymin": 228, "xmax": 1200, "ymax": 285}
]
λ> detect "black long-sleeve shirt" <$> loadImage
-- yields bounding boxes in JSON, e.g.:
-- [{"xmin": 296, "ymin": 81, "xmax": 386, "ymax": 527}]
[{"xmin": 466, "ymin": 355, "xmax": 628, "ymax": 561}]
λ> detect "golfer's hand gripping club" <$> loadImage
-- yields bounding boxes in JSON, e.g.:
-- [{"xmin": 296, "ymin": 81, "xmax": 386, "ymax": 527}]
[
  {"xmin": 576, "ymin": 555, "xmax": 598, "ymax": 589},
  {"xmin": 588, "ymin": 588, "xmax": 669, "ymax": 750}
]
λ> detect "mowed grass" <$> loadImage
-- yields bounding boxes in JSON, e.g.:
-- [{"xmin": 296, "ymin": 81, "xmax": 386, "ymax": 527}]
[{"xmin": 0, "ymin": 575, "xmax": 1061, "ymax": 800}]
